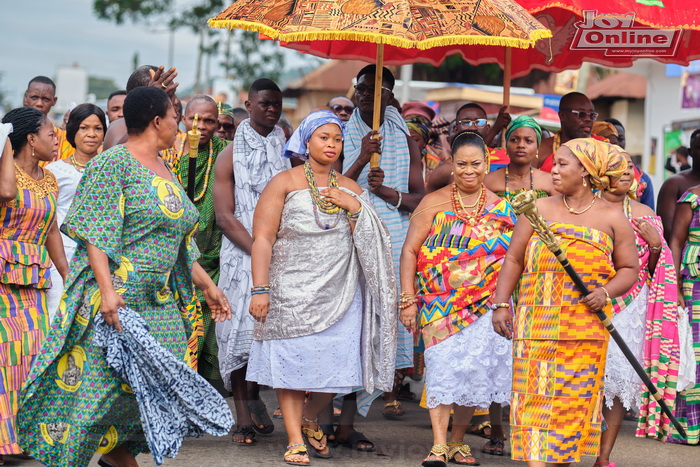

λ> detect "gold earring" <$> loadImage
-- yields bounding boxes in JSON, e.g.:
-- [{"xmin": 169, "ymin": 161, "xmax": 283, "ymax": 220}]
[
  {"xmin": 582, "ymin": 176, "xmax": 587, "ymax": 187},
  {"xmin": 31, "ymin": 146, "xmax": 35, "ymax": 158},
  {"xmin": 535, "ymin": 153, "xmax": 539, "ymax": 160}
]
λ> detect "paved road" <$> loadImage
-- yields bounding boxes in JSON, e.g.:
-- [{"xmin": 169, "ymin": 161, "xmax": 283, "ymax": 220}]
[{"xmin": 6, "ymin": 385, "xmax": 695, "ymax": 466}]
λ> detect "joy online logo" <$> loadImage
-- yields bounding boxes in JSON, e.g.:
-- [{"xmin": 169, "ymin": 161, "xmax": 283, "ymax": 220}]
[{"xmin": 570, "ymin": 10, "xmax": 682, "ymax": 57}]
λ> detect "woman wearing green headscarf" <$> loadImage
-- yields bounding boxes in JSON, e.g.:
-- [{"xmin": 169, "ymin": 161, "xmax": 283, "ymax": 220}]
[{"xmin": 484, "ymin": 116, "xmax": 555, "ymax": 202}]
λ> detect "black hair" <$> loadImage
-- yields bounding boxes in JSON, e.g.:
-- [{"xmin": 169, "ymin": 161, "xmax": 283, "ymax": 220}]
[
  {"xmin": 327, "ymin": 95, "xmax": 352, "ymax": 107},
  {"xmin": 1, "ymin": 107, "xmax": 47, "ymax": 154},
  {"xmin": 456, "ymin": 103, "xmax": 487, "ymax": 118},
  {"xmin": 108, "ymin": 90, "xmax": 127, "ymax": 102},
  {"xmin": 184, "ymin": 94, "xmax": 217, "ymax": 114},
  {"xmin": 232, "ymin": 107, "xmax": 249, "ymax": 117},
  {"xmin": 249, "ymin": 78, "xmax": 281, "ymax": 96},
  {"xmin": 123, "ymin": 87, "xmax": 171, "ymax": 135},
  {"xmin": 603, "ymin": 117, "xmax": 624, "ymax": 129},
  {"xmin": 559, "ymin": 91, "xmax": 590, "ymax": 109},
  {"xmin": 66, "ymin": 104, "xmax": 107, "ymax": 149},
  {"xmin": 27, "ymin": 76, "xmax": 56, "ymax": 93},
  {"xmin": 126, "ymin": 65, "xmax": 159, "ymax": 93},
  {"xmin": 691, "ymin": 129, "xmax": 700, "ymax": 146},
  {"xmin": 450, "ymin": 130, "xmax": 487, "ymax": 157},
  {"xmin": 676, "ymin": 146, "xmax": 689, "ymax": 158},
  {"xmin": 356, "ymin": 65, "xmax": 395, "ymax": 90}
]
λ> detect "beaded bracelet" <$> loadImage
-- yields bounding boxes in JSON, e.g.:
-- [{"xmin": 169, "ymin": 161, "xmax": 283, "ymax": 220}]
[
  {"xmin": 398, "ymin": 299, "xmax": 417, "ymax": 310},
  {"xmin": 251, "ymin": 290, "xmax": 270, "ymax": 295},
  {"xmin": 347, "ymin": 206, "xmax": 362, "ymax": 222},
  {"xmin": 251, "ymin": 284, "xmax": 270, "ymax": 293}
]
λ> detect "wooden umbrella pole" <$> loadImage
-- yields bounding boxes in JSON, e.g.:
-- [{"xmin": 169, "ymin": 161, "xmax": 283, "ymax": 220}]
[
  {"xmin": 370, "ymin": 43, "xmax": 385, "ymax": 168},
  {"xmin": 501, "ymin": 47, "xmax": 512, "ymax": 147}
]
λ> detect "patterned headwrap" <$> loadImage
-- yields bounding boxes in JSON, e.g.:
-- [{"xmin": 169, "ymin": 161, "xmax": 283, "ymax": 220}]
[
  {"xmin": 592, "ymin": 121, "xmax": 619, "ymax": 140},
  {"xmin": 505, "ymin": 115, "xmax": 542, "ymax": 145},
  {"xmin": 562, "ymin": 138, "xmax": 626, "ymax": 191},
  {"xmin": 284, "ymin": 110, "xmax": 343, "ymax": 159},
  {"xmin": 430, "ymin": 116, "xmax": 451, "ymax": 136},
  {"xmin": 406, "ymin": 118, "xmax": 430, "ymax": 143},
  {"xmin": 608, "ymin": 144, "xmax": 638, "ymax": 199},
  {"xmin": 217, "ymin": 102, "xmax": 234, "ymax": 118}
]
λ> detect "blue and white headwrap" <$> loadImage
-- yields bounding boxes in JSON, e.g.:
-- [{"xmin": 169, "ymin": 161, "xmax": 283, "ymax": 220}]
[{"xmin": 283, "ymin": 110, "xmax": 344, "ymax": 160}]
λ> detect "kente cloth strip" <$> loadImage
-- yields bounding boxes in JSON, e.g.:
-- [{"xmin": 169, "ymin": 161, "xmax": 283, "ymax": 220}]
[
  {"xmin": 0, "ymin": 168, "xmax": 56, "ymax": 454},
  {"xmin": 18, "ymin": 146, "xmax": 203, "ymax": 466},
  {"xmin": 670, "ymin": 190, "xmax": 700, "ymax": 445},
  {"xmin": 216, "ymin": 119, "xmax": 289, "ymax": 392},
  {"xmin": 511, "ymin": 223, "xmax": 614, "ymax": 463},
  {"xmin": 607, "ymin": 216, "xmax": 679, "ymax": 440},
  {"xmin": 92, "ymin": 307, "xmax": 233, "ymax": 465},
  {"xmin": 255, "ymin": 189, "xmax": 397, "ymax": 394},
  {"xmin": 176, "ymin": 135, "xmax": 228, "ymax": 380},
  {"xmin": 416, "ymin": 199, "xmax": 515, "ymax": 351},
  {"xmin": 344, "ymin": 106, "xmax": 413, "ymax": 369}
]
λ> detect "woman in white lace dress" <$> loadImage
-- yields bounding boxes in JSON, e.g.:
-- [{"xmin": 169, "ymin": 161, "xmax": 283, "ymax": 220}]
[
  {"xmin": 45, "ymin": 104, "xmax": 106, "ymax": 319},
  {"xmin": 400, "ymin": 131, "xmax": 515, "ymax": 467},
  {"xmin": 596, "ymin": 146, "xmax": 680, "ymax": 467}
]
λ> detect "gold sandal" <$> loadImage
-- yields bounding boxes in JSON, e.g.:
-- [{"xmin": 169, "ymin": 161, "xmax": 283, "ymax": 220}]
[
  {"xmin": 284, "ymin": 443, "xmax": 309, "ymax": 466},
  {"xmin": 422, "ymin": 443, "xmax": 449, "ymax": 467},
  {"xmin": 383, "ymin": 399, "xmax": 405, "ymax": 419},
  {"xmin": 447, "ymin": 443, "xmax": 480, "ymax": 466},
  {"xmin": 301, "ymin": 425, "xmax": 332, "ymax": 459}
]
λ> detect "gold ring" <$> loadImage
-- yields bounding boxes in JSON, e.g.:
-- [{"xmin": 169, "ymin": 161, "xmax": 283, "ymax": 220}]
[{"xmin": 161, "ymin": 82, "xmax": 167, "ymax": 89}]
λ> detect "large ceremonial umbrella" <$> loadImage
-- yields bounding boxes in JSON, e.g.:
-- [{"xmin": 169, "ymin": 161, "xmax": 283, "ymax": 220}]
[{"xmin": 208, "ymin": 0, "xmax": 551, "ymax": 166}]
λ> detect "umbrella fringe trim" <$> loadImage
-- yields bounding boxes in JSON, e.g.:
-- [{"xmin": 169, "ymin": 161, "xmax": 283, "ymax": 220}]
[{"xmin": 207, "ymin": 19, "xmax": 551, "ymax": 50}]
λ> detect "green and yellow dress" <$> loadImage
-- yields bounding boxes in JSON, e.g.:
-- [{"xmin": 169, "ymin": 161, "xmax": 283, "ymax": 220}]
[{"xmin": 18, "ymin": 146, "xmax": 201, "ymax": 466}]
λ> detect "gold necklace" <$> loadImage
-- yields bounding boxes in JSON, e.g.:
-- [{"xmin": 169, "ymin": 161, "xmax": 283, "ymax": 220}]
[
  {"xmin": 455, "ymin": 185, "xmax": 482, "ymax": 209},
  {"xmin": 563, "ymin": 195, "xmax": 596, "ymax": 215},
  {"xmin": 70, "ymin": 154, "xmax": 88, "ymax": 171}
]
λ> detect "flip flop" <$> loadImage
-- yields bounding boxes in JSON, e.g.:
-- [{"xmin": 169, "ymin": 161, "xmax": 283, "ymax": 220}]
[
  {"xmin": 340, "ymin": 431, "xmax": 376, "ymax": 452},
  {"xmin": 248, "ymin": 400, "xmax": 275, "ymax": 435}
]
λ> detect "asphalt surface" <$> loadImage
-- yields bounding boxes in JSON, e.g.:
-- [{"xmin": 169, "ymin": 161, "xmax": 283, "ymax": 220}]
[{"xmin": 7, "ymin": 384, "xmax": 696, "ymax": 466}]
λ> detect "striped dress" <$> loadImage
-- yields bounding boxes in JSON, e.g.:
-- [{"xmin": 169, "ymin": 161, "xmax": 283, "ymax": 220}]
[
  {"xmin": 344, "ymin": 106, "xmax": 413, "ymax": 370},
  {"xmin": 0, "ymin": 164, "xmax": 57, "ymax": 455}
]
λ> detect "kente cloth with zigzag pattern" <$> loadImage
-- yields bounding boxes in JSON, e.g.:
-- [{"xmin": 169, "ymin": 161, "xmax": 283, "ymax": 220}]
[
  {"xmin": 671, "ymin": 190, "xmax": 700, "ymax": 445},
  {"xmin": 609, "ymin": 216, "xmax": 680, "ymax": 440},
  {"xmin": 416, "ymin": 198, "xmax": 515, "ymax": 351},
  {"xmin": 511, "ymin": 223, "xmax": 614, "ymax": 463}
]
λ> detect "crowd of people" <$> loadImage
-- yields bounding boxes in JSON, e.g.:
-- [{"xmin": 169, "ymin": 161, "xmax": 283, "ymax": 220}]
[{"xmin": 0, "ymin": 63, "xmax": 697, "ymax": 467}]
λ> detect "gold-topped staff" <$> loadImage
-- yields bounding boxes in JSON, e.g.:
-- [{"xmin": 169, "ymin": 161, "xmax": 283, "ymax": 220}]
[
  {"xmin": 186, "ymin": 113, "xmax": 200, "ymax": 201},
  {"xmin": 510, "ymin": 190, "xmax": 686, "ymax": 439}
]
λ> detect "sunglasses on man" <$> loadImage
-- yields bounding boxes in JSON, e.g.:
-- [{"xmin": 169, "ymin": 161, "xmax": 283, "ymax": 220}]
[
  {"xmin": 354, "ymin": 84, "xmax": 393, "ymax": 95},
  {"xmin": 561, "ymin": 109, "xmax": 599, "ymax": 121},
  {"xmin": 331, "ymin": 105, "xmax": 355, "ymax": 114},
  {"xmin": 452, "ymin": 118, "xmax": 488, "ymax": 129}
]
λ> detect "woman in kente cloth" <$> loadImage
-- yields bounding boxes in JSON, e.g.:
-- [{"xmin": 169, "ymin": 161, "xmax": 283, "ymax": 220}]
[
  {"xmin": 401, "ymin": 131, "xmax": 516, "ymax": 467},
  {"xmin": 0, "ymin": 109, "xmax": 69, "ymax": 466},
  {"xmin": 18, "ymin": 87, "xmax": 231, "ymax": 467},
  {"xmin": 669, "ymin": 180, "xmax": 700, "ymax": 446},
  {"xmin": 484, "ymin": 115, "xmax": 554, "ymax": 203},
  {"xmin": 492, "ymin": 138, "xmax": 639, "ymax": 467},
  {"xmin": 594, "ymin": 146, "xmax": 680, "ymax": 466},
  {"xmin": 246, "ymin": 110, "xmax": 396, "ymax": 466}
]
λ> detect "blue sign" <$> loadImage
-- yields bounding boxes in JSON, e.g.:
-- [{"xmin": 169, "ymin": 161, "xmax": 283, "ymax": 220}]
[{"xmin": 666, "ymin": 61, "xmax": 700, "ymax": 77}]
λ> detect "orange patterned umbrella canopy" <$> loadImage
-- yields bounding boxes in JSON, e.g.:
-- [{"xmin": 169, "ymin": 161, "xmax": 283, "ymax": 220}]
[{"xmin": 208, "ymin": 0, "xmax": 552, "ymax": 51}]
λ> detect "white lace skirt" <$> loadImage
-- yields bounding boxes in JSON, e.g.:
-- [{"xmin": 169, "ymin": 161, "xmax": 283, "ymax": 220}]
[
  {"xmin": 246, "ymin": 287, "xmax": 363, "ymax": 393},
  {"xmin": 424, "ymin": 309, "xmax": 512, "ymax": 409},
  {"xmin": 604, "ymin": 284, "xmax": 648, "ymax": 410}
]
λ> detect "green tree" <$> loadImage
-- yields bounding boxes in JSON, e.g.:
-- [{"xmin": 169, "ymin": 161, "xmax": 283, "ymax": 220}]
[
  {"xmin": 93, "ymin": 1, "xmax": 286, "ymax": 94},
  {"xmin": 88, "ymin": 76, "xmax": 122, "ymax": 100}
]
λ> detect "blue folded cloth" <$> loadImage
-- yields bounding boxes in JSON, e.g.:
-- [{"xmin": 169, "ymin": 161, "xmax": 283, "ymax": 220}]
[{"xmin": 93, "ymin": 307, "xmax": 234, "ymax": 465}]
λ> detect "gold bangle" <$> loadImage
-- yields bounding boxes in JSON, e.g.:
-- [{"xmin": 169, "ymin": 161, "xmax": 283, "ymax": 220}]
[
  {"xmin": 492, "ymin": 302, "xmax": 510, "ymax": 310},
  {"xmin": 600, "ymin": 286, "xmax": 612, "ymax": 305}
]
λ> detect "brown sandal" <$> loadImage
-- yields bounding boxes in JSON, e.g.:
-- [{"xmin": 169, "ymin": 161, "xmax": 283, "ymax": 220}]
[{"xmin": 383, "ymin": 400, "xmax": 405, "ymax": 419}]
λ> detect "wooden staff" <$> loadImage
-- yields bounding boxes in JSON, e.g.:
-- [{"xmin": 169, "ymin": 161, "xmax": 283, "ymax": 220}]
[
  {"xmin": 370, "ymin": 43, "xmax": 385, "ymax": 168},
  {"xmin": 510, "ymin": 190, "xmax": 687, "ymax": 439},
  {"xmin": 187, "ymin": 113, "xmax": 200, "ymax": 201}
]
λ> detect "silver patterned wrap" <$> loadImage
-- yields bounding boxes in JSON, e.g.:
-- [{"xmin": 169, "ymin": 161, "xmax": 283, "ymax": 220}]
[{"xmin": 254, "ymin": 188, "xmax": 398, "ymax": 393}]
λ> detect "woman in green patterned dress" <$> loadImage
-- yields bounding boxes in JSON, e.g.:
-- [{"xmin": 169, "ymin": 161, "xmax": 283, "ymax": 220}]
[
  {"xmin": 484, "ymin": 116, "xmax": 554, "ymax": 202},
  {"xmin": 18, "ymin": 87, "xmax": 231, "ymax": 467}
]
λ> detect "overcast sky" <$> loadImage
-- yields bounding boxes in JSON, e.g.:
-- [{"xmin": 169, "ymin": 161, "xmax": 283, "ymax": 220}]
[{"xmin": 0, "ymin": 1, "xmax": 234, "ymax": 107}]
